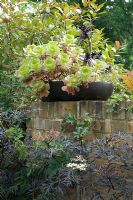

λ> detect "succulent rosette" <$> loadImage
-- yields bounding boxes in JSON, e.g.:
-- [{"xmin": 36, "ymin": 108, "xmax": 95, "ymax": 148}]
[{"xmin": 17, "ymin": 34, "xmax": 93, "ymax": 97}]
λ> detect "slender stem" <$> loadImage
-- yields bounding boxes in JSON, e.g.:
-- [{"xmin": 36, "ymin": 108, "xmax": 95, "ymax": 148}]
[{"xmin": 88, "ymin": 35, "xmax": 92, "ymax": 66}]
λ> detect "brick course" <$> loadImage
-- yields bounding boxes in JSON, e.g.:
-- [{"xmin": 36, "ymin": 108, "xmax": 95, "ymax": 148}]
[{"xmin": 26, "ymin": 101, "xmax": 133, "ymax": 140}]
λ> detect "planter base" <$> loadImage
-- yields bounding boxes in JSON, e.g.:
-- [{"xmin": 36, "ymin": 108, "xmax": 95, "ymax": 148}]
[{"xmin": 42, "ymin": 81, "xmax": 114, "ymax": 102}]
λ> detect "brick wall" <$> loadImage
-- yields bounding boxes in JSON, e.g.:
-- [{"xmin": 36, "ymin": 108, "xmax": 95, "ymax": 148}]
[{"xmin": 26, "ymin": 101, "xmax": 133, "ymax": 140}]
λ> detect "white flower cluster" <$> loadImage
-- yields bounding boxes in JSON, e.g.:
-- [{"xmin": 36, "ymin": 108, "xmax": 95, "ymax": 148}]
[
  {"xmin": 66, "ymin": 155, "xmax": 87, "ymax": 171},
  {"xmin": 72, "ymin": 155, "xmax": 86, "ymax": 162}
]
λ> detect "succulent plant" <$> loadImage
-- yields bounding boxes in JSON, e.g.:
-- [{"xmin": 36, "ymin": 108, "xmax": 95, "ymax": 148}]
[
  {"xmin": 17, "ymin": 33, "xmax": 93, "ymax": 97},
  {"xmin": 16, "ymin": 0, "xmax": 122, "ymax": 99}
]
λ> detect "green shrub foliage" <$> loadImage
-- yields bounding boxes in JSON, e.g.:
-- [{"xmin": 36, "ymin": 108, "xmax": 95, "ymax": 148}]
[
  {"xmin": 1, "ymin": 0, "xmax": 132, "ymax": 108},
  {"xmin": 1, "ymin": 112, "xmax": 133, "ymax": 199}
]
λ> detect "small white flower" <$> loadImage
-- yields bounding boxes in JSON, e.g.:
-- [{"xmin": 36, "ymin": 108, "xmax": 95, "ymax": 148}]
[
  {"xmin": 67, "ymin": 155, "xmax": 87, "ymax": 171},
  {"xmin": 76, "ymin": 9, "xmax": 82, "ymax": 14},
  {"xmin": 71, "ymin": 155, "xmax": 86, "ymax": 163}
]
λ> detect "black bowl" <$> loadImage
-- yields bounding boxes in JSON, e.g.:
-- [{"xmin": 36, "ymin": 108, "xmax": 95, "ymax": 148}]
[{"xmin": 42, "ymin": 81, "xmax": 114, "ymax": 102}]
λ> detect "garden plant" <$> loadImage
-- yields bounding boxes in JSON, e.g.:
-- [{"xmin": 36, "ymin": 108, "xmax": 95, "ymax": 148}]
[
  {"xmin": 0, "ymin": 0, "xmax": 133, "ymax": 200},
  {"xmin": 1, "ymin": 112, "xmax": 133, "ymax": 200},
  {"xmin": 0, "ymin": 0, "xmax": 132, "ymax": 106},
  {"xmin": 15, "ymin": 0, "xmax": 124, "ymax": 99}
]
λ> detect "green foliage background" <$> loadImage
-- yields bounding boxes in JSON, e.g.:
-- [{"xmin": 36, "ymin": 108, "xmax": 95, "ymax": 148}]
[
  {"xmin": 0, "ymin": 0, "xmax": 132, "ymax": 111},
  {"xmin": 68, "ymin": 0, "xmax": 133, "ymax": 69}
]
